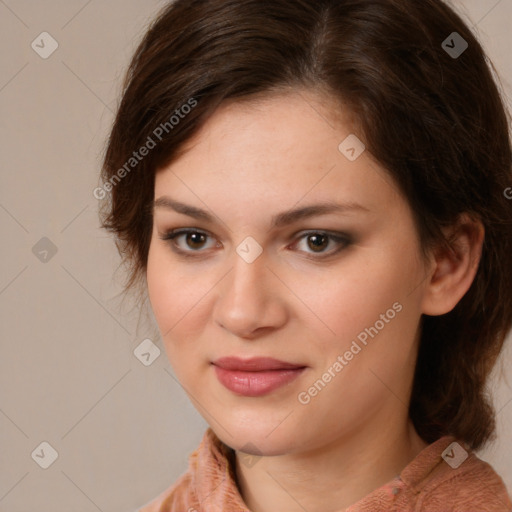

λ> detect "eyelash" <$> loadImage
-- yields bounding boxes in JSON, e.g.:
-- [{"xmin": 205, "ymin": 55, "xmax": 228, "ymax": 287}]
[{"xmin": 159, "ymin": 228, "xmax": 352, "ymax": 260}]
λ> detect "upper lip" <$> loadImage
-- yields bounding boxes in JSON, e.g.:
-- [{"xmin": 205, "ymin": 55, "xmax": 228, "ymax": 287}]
[{"xmin": 212, "ymin": 356, "xmax": 306, "ymax": 371}]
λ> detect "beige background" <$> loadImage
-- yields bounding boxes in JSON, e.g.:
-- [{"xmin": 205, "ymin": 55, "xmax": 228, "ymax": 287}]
[{"xmin": 0, "ymin": 1, "xmax": 511, "ymax": 511}]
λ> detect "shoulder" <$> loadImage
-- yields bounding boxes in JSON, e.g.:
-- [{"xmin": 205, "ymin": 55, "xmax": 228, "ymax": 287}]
[
  {"xmin": 418, "ymin": 450, "xmax": 512, "ymax": 512},
  {"xmin": 137, "ymin": 470, "xmax": 195, "ymax": 512}
]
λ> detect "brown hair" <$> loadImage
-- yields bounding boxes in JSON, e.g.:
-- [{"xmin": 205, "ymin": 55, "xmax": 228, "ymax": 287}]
[{"xmin": 99, "ymin": 0, "xmax": 512, "ymax": 450}]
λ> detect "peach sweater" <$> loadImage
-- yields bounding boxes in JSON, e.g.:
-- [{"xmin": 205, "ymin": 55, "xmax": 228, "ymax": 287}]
[{"xmin": 139, "ymin": 428, "xmax": 512, "ymax": 512}]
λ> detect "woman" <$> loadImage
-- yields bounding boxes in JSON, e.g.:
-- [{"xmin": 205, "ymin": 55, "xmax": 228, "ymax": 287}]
[{"xmin": 99, "ymin": 0, "xmax": 512, "ymax": 510}]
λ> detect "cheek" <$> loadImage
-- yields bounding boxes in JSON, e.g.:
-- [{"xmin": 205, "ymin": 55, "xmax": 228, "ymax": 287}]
[
  {"xmin": 301, "ymin": 256, "xmax": 423, "ymax": 381},
  {"xmin": 146, "ymin": 245, "xmax": 215, "ymax": 342},
  {"xmin": 146, "ymin": 244, "xmax": 185, "ymax": 338},
  {"xmin": 299, "ymin": 280, "xmax": 419, "ymax": 418},
  {"xmin": 146, "ymin": 252, "xmax": 202, "ymax": 376},
  {"xmin": 314, "ymin": 270, "xmax": 422, "ymax": 389},
  {"xmin": 146, "ymin": 247, "xmax": 168, "ymax": 324},
  {"xmin": 304, "ymin": 263, "xmax": 404, "ymax": 340}
]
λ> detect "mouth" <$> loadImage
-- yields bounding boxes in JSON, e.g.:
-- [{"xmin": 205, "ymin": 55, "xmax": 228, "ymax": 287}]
[{"xmin": 211, "ymin": 356, "xmax": 307, "ymax": 397}]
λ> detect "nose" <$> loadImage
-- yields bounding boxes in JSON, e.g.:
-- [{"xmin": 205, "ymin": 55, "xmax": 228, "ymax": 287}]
[{"xmin": 213, "ymin": 244, "xmax": 288, "ymax": 339}]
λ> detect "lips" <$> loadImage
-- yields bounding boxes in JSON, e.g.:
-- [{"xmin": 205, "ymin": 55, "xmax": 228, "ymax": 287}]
[
  {"xmin": 211, "ymin": 357, "xmax": 307, "ymax": 397},
  {"xmin": 212, "ymin": 356, "xmax": 305, "ymax": 371}
]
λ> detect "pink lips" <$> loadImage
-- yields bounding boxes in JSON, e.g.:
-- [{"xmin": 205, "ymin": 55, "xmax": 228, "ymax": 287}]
[{"xmin": 212, "ymin": 357, "xmax": 306, "ymax": 397}]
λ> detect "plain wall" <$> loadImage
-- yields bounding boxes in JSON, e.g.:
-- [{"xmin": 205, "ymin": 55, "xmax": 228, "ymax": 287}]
[{"xmin": 0, "ymin": 1, "xmax": 511, "ymax": 511}]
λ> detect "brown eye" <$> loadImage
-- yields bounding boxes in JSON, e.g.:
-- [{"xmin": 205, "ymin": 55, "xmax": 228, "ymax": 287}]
[
  {"xmin": 160, "ymin": 229, "xmax": 218, "ymax": 255},
  {"xmin": 184, "ymin": 232, "xmax": 207, "ymax": 250},
  {"xmin": 292, "ymin": 231, "xmax": 352, "ymax": 258},
  {"xmin": 306, "ymin": 234, "xmax": 329, "ymax": 252}
]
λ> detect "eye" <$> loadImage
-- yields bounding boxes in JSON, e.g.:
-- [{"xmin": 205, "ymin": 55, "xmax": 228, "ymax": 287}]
[
  {"xmin": 291, "ymin": 231, "xmax": 351, "ymax": 258},
  {"xmin": 159, "ymin": 228, "xmax": 219, "ymax": 256}
]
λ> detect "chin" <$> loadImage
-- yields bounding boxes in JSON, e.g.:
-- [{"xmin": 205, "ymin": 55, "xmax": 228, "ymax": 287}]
[{"xmin": 214, "ymin": 423, "xmax": 299, "ymax": 456}]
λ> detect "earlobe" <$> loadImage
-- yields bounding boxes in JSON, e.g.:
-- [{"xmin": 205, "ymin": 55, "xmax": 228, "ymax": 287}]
[{"xmin": 421, "ymin": 214, "xmax": 484, "ymax": 316}]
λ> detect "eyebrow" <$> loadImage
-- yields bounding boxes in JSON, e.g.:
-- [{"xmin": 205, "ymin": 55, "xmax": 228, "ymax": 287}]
[{"xmin": 153, "ymin": 196, "xmax": 370, "ymax": 229}]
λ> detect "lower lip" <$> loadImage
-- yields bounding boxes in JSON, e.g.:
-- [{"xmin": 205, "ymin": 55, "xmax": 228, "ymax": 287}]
[{"xmin": 213, "ymin": 365, "xmax": 306, "ymax": 397}]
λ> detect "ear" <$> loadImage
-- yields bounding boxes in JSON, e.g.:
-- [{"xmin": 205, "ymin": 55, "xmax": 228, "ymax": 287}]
[{"xmin": 421, "ymin": 213, "xmax": 484, "ymax": 316}]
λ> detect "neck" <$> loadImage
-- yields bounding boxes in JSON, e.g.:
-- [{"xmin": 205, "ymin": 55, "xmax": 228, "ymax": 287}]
[{"xmin": 233, "ymin": 419, "xmax": 428, "ymax": 512}]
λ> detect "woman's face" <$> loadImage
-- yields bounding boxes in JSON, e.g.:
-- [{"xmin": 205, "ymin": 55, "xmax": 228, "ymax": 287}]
[{"xmin": 147, "ymin": 90, "xmax": 432, "ymax": 455}]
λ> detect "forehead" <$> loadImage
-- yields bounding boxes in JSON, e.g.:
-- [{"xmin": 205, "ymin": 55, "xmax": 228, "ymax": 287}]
[
  {"xmin": 154, "ymin": 90, "xmax": 405, "ymax": 224},
  {"xmin": 170, "ymin": 89, "xmax": 354, "ymax": 161}
]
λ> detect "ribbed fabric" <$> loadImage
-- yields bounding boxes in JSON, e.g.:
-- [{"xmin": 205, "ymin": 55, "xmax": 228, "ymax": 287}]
[{"xmin": 138, "ymin": 427, "xmax": 512, "ymax": 512}]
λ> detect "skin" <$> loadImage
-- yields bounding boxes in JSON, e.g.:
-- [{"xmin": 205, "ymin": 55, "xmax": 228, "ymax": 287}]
[{"xmin": 146, "ymin": 89, "xmax": 484, "ymax": 512}]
